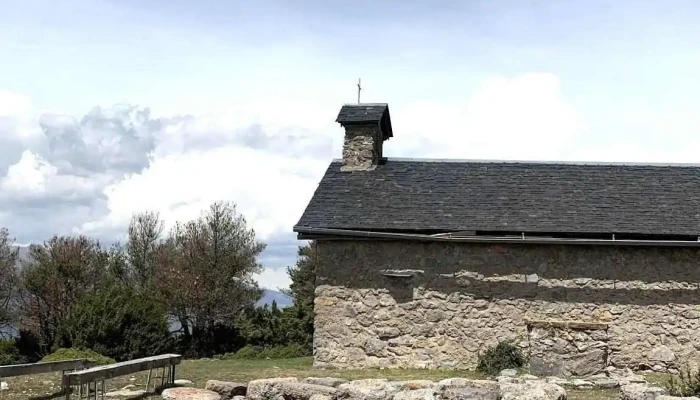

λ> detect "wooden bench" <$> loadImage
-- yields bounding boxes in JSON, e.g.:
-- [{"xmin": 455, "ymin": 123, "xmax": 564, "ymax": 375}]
[
  {"xmin": 0, "ymin": 359, "xmax": 98, "ymax": 379},
  {"xmin": 62, "ymin": 354, "xmax": 182, "ymax": 399}
]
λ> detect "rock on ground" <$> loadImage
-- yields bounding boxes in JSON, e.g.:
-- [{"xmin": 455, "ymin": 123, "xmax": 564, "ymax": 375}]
[
  {"xmin": 175, "ymin": 380, "xmax": 194, "ymax": 386},
  {"xmin": 161, "ymin": 387, "xmax": 221, "ymax": 400},
  {"xmin": 391, "ymin": 380, "xmax": 435, "ymax": 390},
  {"xmin": 337, "ymin": 379, "xmax": 399, "ymax": 400},
  {"xmin": 441, "ymin": 386, "xmax": 500, "ymax": 400},
  {"xmin": 500, "ymin": 369, "xmax": 519, "ymax": 377},
  {"xmin": 393, "ymin": 388, "xmax": 437, "ymax": 400},
  {"xmin": 608, "ymin": 367, "xmax": 647, "ymax": 385},
  {"xmin": 570, "ymin": 379, "xmax": 593, "ymax": 390},
  {"xmin": 499, "ymin": 380, "xmax": 566, "ymax": 400},
  {"xmin": 620, "ymin": 383, "xmax": 667, "ymax": 400},
  {"xmin": 303, "ymin": 377, "xmax": 348, "ymax": 388},
  {"xmin": 309, "ymin": 394, "xmax": 333, "ymax": 400},
  {"xmin": 105, "ymin": 389, "xmax": 147, "ymax": 398},
  {"xmin": 545, "ymin": 377, "xmax": 568, "ymax": 386},
  {"xmin": 656, "ymin": 396, "xmax": 700, "ymax": 400},
  {"xmin": 247, "ymin": 379, "xmax": 336, "ymax": 400},
  {"xmin": 278, "ymin": 382, "xmax": 337, "ymax": 400},
  {"xmin": 246, "ymin": 378, "xmax": 298, "ymax": 400},
  {"xmin": 592, "ymin": 377, "xmax": 619, "ymax": 389},
  {"xmin": 0, "ymin": 382, "xmax": 7, "ymax": 391},
  {"xmin": 204, "ymin": 380, "xmax": 246, "ymax": 399}
]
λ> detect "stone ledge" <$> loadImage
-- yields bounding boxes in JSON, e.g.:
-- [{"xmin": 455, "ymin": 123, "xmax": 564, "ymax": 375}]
[{"xmin": 524, "ymin": 318, "xmax": 609, "ymax": 331}]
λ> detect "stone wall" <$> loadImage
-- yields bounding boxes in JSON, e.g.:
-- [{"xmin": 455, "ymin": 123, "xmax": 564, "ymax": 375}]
[
  {"xmin": 340, "ymin": 124, "xmax": 382, "ymax": 171},
  {"xmin": 527, "ymin": 320, "xmax": 609, "ymax": 377},
  {"xmin": 313, "ymin": 240, "xmax": 700, "ymax": 372}
]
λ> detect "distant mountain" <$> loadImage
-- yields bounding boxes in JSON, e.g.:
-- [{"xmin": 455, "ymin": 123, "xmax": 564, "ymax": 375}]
[{"xmin": 258, "ymin": 289, "xmax": 293, "ymax": 308}]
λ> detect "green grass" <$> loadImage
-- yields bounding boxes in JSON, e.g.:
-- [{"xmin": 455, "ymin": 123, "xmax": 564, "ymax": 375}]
[{"xmin": 0, "ymin": 357, "xmax": 651, "ymax": 399}]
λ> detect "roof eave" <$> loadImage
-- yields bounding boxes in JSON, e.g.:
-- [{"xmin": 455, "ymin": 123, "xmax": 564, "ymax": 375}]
[{"xmin": 294, "ymin": 227, "xmax": 700, "ymax": 247}]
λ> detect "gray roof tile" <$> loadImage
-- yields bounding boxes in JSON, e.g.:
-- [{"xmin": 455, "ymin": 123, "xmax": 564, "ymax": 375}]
[
  {"xmin": 294, "ymin": 159, "xmax": 700, "ymax": 236},
  {"xmin": 336, "ymin": 103, "xmax": 388, "ymax": 123}
]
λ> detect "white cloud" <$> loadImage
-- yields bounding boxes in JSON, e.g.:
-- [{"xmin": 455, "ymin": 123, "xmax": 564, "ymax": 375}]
[
  {"xmin": 1, "ymin": 150, "xmax": 57, "ymax": 194},
  {"xmin": 81, "ymin": 147, "xmax": 327, "ymax": 241},
  {"xmin": 390, "ymin": 73, "xmax": 585, "ymax": 160},
  {"xmin": 0, "ymin": 73, "xmax": 599, "ymax": 288},
  {"xmin": 254, "ymin": 267, "xmax": 292, "ymax": 291}
]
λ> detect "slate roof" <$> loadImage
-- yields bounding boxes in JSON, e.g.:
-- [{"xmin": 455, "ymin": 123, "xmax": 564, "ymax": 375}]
[
  {"xmin": 294, "ymin": 159, "xmax": 700, "ymax": 237},
  {"xmin": 336, "ymin": 103, "xmax": 388, "ymax": 123},
  {"xmin": 336, "ymin": 104, "xmax": 393, "ymax": 140}
]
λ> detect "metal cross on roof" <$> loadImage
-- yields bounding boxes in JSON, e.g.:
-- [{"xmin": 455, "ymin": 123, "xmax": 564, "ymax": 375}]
[{"xmin": 357, "ymin": 78, "xmax": 362, "ymax": 103}]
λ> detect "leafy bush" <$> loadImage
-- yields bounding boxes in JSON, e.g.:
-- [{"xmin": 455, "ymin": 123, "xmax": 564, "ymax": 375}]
[
  {"xmin": 59, "ymin": 286, "xmax": 173, "ymax": 361},
  {"xmin": 217, "ymin": 343, "xmax": 312, "ymax": 360},
  {"xmin": 13, "ymin": 330, "xmax": 42, "ymax": 363},
  {"xmin": 0, "ymin": 331, "xmax": 43, "ymax": 365},
  {"xmin": 42, "ymin": 348, "xmax": 115, "ymax": 365},
  {"xmin": 476, "ymin": 341, "xmax": 526, "ymax": 376},
  {"xmin": 0, "ymin": 339, "xmax": 25, "ymax": 365},
  {"xmin": 227, "ymin": 345, "xmax": 261, "ymax": 359},
  {"xmin": 268, "ymin": 343, "xmax": 311, "ymax": 359},
  {"xmin": 666, "ymin": 365, "xmax": 700, "ymax": 397},
  {"xmin": 176, "ymin": 323, "xmax": 246, "ymax": 359}
]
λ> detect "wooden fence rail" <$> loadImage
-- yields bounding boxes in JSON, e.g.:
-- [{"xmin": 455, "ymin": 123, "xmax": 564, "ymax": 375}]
[
  {"xmin": 0, "ymin": 359, "xmax": 98, "ymax": 379},
  {"xmin": 62, "ymin": 354, "xmax": 181, "ymax": 399}
]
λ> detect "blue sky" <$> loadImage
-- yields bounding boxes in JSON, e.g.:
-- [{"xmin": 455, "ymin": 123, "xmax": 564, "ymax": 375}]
[{"xmin": 2, "ymin": 0, "xmax": 700, "ymax": 289}]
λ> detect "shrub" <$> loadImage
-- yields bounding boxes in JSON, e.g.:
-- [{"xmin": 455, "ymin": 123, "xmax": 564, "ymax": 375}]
[
  {"xmin": 176, "ymin": 323, "xmax": 246, "ymax": 359},
  {"xmin": 666, "ymin": 365, "xmax": 700, "ymax": 397},
  {"xmin": 229, "ymin": 345, "xmax": 261, "ymax": 359},
  {"xmin": 265, "ymin": 343, "xmax": 311, "ymax": 359},
  {"xmin": 0, "ymin": 331, "xmax": 43, "ymax": 365},
  {"xmin": 476, "ymin": 341, "xmax": 526, "ymax": 376},
  {"xmin": 60, "ymin": 286, "xmax": 173, "ymax": 361},
  {"xmin": 218, "ymin": 343, "xmax": 312, "ymax": 360},
  {"xmin": 42, "ymin": 348, "xmax": 115, "ymax": 365},
  {"xmin": 13, "ymin": 330, "xmax": 42, "ymax": 363},
  {"xmin": 0, "ymin": 339, "xmax": 25, "ymax": 365}
]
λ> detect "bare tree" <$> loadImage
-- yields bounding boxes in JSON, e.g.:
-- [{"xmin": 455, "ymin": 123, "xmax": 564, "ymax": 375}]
[
  {"xmin": 154, "ymin": 201, "xmax": 265, "ymax": 339},
  {"xmin": 0, "ymin": 228, "xmax": 18, "ymax": 339},
  {"xmin": 127, "ymin": 211, "xmax": 164, "ymax": 288}
]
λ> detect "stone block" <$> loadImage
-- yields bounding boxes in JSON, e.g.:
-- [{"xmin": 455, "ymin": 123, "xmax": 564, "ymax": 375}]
[
  {"xmin": 442, "ymin": 386, "xmax": 499, "ymax": 400},
  {"xmin": 246, "ymin": 378, "xmax": 298, "ymax": 400},
  {"xmin": 303, "ymin": 377, "xmax": 348, "ymax": 388},
  {"xmin": 393, "ymin": 389, "xmax": 437, "ymax": 400},
  {"xmin": 620, "ymin": 383, "xmax": 667, "ymax": 400},
  {"xmin": 564, "ymin": 349, "xmax": 607, "ymax": 376},
  {"xmin": 530, "ymin": 355, "xmax": 565, "ymax": 377},
  {"xmin": 204, "ymin": 380, "xmax": 246, "ymax": 399},
  {"xmin": 499, "ymin": 380, "xmax": 566, "ymax": 400},
  {"xmin": 161, "ymin": 388, "xmax": 221, "ymax": 400},
  {"xmin": 649, "ymin": 346, "xmax": 676, "ymax": 363},
  {"xmin": 337, "ymin": 379, "xmax": 398, "ymax": 400}
]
